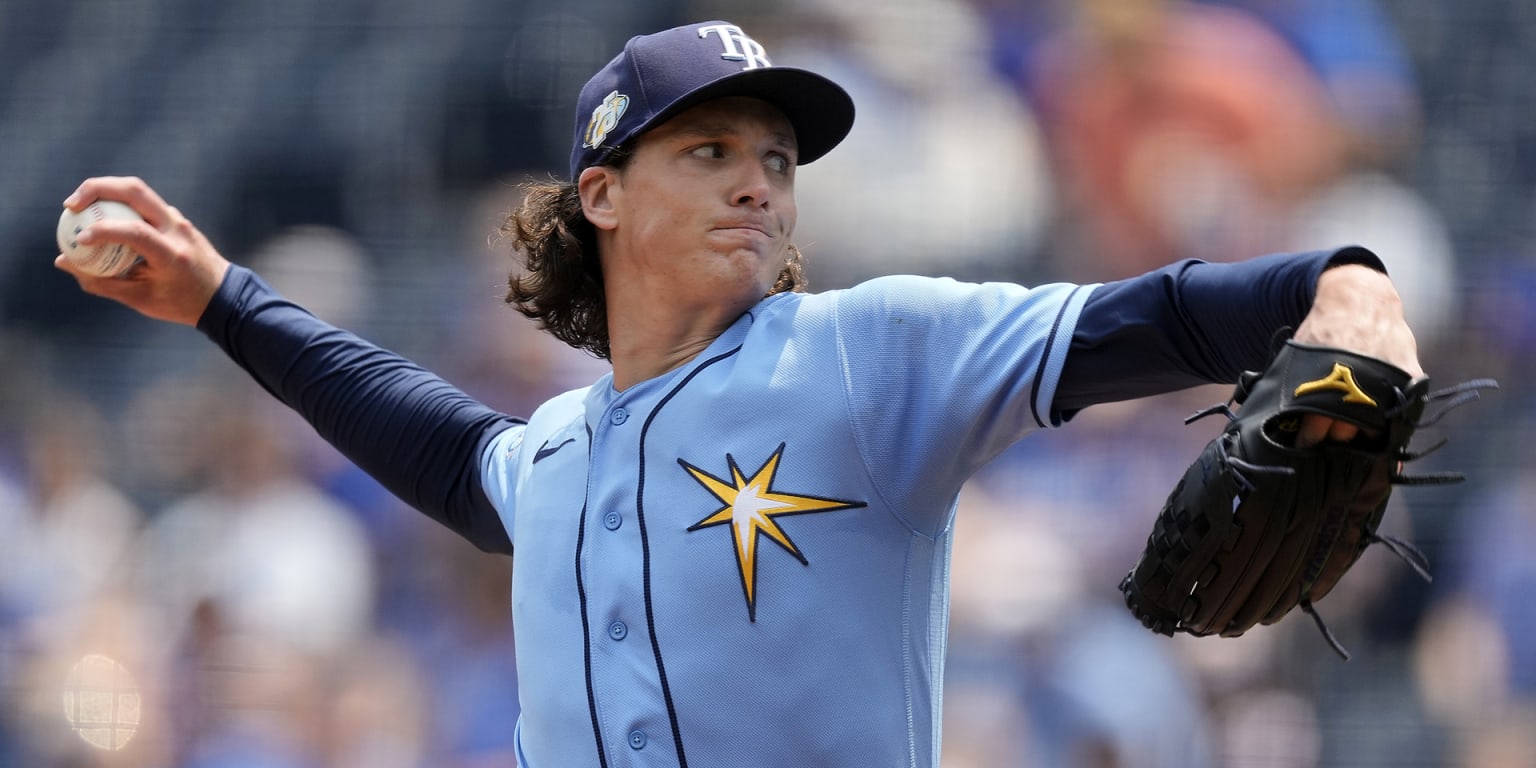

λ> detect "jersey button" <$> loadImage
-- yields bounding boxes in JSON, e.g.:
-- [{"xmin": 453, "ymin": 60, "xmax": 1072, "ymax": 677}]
[
  {"xmin": 603, "ymin": 512, "xmax": 622, "ymax": 531},
  {"xmin": 628, "ymin": 730, "xmax": 647, "ymax": 750},
  {"xmin": 608, "ymin": 621, "xmax": 627, "ymax": 641},
  {"xmin": 610, "ymin": 407, "xmax": 629, "ymax": 425}
]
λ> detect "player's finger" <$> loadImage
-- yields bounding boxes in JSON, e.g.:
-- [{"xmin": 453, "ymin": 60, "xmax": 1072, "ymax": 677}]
[
  {"xmin": 1296, "ymin": 414, "xmax": 1332, "ymax": 448},
  {"xmin": 73, "ymin": 218, "xmax": 175, "ymax": 268},
  {"xmin": 1327, "ymin": 420, "xmax": 1360, "ymax": 444},
  {"xmin": 162, "ymin": 205, "xmax": 187, "ymax": 233},
  {"xmin": 64, "ymin": 176, "xmax": 179, "ymax": 232},
  {"xmin": 54, "ymin": 253, "xmax": 142, "ymax": 297},
  {"xmin": 1296, "ymin": 415, "xmax": 1363, "ymax": 447},
  {"xmin": 54, "ymin": 253, "xmax": 89, "ymax": 279}
]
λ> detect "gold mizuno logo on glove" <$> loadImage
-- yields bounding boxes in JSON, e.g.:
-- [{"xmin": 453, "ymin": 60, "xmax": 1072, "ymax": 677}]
[{"xmin": 1294, "ymin": 363, "xmax": 1377, "ymax": 406}]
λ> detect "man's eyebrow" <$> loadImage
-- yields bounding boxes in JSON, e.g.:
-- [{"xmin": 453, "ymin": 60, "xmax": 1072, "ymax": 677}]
[{"xmin": 668, "ymin": 121, "xmax": 798, "ymax": 150}]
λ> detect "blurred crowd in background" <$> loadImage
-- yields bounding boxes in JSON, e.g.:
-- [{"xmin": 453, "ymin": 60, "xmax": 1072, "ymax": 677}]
[{"xmin": 0, "ymin": 0, "xmax": 1531, "ymax": 765}]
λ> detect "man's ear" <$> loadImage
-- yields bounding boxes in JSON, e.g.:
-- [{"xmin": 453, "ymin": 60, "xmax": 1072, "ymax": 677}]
[{"xmin": 578, "ymin": 166, "xmax": 620, "ymax": 231}]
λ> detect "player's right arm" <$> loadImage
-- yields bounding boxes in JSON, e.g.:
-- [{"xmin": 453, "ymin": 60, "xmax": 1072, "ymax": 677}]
[{"xmin": 57, "ymin": 176, "xmax": 521, "ymax": 554}]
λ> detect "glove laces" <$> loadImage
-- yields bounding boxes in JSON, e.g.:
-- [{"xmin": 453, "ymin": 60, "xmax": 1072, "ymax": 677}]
[{"xmin": 1183, "ymin": 378, "xmax": 1498, "ymax": 660}]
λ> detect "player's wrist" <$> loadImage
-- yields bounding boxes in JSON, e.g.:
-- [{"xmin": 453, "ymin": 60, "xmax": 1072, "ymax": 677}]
[
  {"xmin": 1301, "ymin": 265, "xmax": 1422, "ymax": 379},
  {"xmin": 1322, "ymin": 245, "xmax": 1387, "ymax": 274}
]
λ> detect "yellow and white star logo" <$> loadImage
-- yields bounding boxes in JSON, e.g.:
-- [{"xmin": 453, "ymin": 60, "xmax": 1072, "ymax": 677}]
[{"xmin": 680, "ymin": 443, "xmax": 865, "ymax": 621}]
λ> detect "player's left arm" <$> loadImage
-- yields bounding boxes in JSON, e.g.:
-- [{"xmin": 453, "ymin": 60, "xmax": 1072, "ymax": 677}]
[{"xmin": 1052, "ymin": 245, "xmax": 1416, "ymax": 435}]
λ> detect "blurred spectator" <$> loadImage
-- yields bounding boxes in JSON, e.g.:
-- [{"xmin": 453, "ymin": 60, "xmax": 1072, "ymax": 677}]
[
  {"xmin": 1217, "ymin": 688, "xmax": 1320, "ymax": 768},
  {"xmin": 132, "ymin": 379, "xmax": 375, "ymax": 660},
  {"xmin": 239, "ymin": 226, "xmax": 412, "ymax": 547},
  {"xmin": 1014, "ymin": 0, "xmax": 1463, "ymax": 342},
  {"xmin": 246, "ymin": 225, "xmax": 373, "ymax": 333},
  {"xmin": 390, "ymin": 522, "xmax": 520, "ymax": 767},
  {"xmin": 964, "ymin": 0, "xmax": 1068, "ymax": 98},
  {"xmin": 1414, "ymin": 595, "xmax": 1511, "ymax": 729},
  {"xmin": 1448, "ymin": 704, "xmax": 1536, "ymax": 768},
  {"xmin": 326, "ymin": 636, "xmax": 433, "ymax": 768},
  {"xmin": 938, "ymin": 674, "xmax": 1036, "ymax": 768},
  {"xmin": 129, "ymin": 374, "xmax": 375, "ymax": 765},
  {"xmin": 166, "ymin": 632, "xmax": 327, "ymax": 768},
  {"xmin": 1196, "ymin": 0, "xmax": 1424, "ymax": 167},
  {"xmin": 971, "ymin": 386, "xmax": 1230, "ymax": 582},
  {"xmin": 0, "ymin": 396, "xmax": 143, "ymax": 626},
  {"xmin": 1284, "ymin": 170, "xmax": 1460, "ymax": 345},
  {"xmin": 739, "ymin": 0, "xmax": 1054, "ymax": 287},
  {"xmin": 0, "ymin": 393, "xmax": 159, "ymax": 767},
  {"xmin": 1414, "ymin": 265, "xmax": 1533, "ymax": 738},
  {"xmin": 946, "ymin": 488, "xmax": 1216, "ymax": 767},
  {"xmin": 1027, "ymin": 0, "xmax": 1349, "ymax": 279},
  {"xmin": 1431, "ymin": 455, "xmax": 1536, "ymax": 703}
]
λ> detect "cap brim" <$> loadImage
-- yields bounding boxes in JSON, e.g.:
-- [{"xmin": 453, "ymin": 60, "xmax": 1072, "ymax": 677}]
[{"xmin": 635, "ymin": 68, "xmax": 855, "ymax": 166}]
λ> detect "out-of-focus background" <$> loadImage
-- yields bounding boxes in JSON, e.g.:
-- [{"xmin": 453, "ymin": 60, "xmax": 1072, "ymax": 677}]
[{"xmin": 0, "ymin": 0, "xmax": 1529, "ymax": 765}]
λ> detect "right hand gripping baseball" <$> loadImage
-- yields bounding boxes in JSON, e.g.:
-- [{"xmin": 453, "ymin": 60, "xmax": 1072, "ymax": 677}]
[{"xmin": 55, "ymin": 176, "xmax": 232, "ymax": 327}]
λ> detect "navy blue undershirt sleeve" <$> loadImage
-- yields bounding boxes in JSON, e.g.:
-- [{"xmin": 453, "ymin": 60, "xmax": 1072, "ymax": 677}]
[
  {"xmin": 1053, "ymin": 246, "xmax": 1386, "ymax": 417},
  {"xmin": 197, "ymin": 265, "xmax": 521, "ymax": 555}
]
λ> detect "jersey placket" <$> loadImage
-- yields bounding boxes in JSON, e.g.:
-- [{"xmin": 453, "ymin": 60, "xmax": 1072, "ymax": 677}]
[{"xmin": 582, "ymin": 388, "xmax": 678, "ymax": 765}]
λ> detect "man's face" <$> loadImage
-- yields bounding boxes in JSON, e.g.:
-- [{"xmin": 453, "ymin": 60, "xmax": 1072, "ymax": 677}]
[{"xmin": 586, "ymin": 96, "xmax": 799, "ymax": 312}]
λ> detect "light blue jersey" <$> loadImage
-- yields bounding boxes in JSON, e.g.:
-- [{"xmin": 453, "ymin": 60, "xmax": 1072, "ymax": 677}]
[
  {"xmin": 87, "ymin": 17, "xmax": 1365, "ymax": 766},
  {"xmin": 200, "ymin": 245, "xmax": 1348, "ymax": 767},
  {"xmin": 482, "ymin": 274, "xmax": 1093, "ymax": 767}
]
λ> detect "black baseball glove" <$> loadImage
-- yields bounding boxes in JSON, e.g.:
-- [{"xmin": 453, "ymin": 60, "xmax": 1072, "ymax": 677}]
[{"xmin": 1119, "ymin": 340, "xmax": 1495, "ymax": 658}]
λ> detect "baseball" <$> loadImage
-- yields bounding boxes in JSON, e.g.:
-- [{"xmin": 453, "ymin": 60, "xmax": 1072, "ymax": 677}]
[{"xmin": 57, "ymin": 200, "xmax": 144, "ymax": 277}]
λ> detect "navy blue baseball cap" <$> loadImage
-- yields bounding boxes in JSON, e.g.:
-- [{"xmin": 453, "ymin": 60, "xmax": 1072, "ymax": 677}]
[{"xmin": 569, "ymin": 21, "xmax": 855, "ymax": 180}]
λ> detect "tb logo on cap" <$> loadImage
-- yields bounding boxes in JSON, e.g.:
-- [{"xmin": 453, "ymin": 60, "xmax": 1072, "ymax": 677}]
[{"xmin": 697, "ymin": 23, "xmax": 772, "ymax": 69}]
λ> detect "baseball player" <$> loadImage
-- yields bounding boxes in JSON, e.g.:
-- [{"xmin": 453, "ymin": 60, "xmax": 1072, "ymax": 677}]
[{"xmin": 59, "ymin": 20, "xmax": 1424, "ymax": 768}]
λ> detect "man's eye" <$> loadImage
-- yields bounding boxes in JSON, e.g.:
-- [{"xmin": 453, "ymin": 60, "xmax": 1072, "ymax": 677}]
[
  {"xmin": 690, "ymin": 145, "xmax": 722, "ymax": 159},
  {"xmin": 767, "ymin": 154, "xmax": 790, "ymax": 173}
]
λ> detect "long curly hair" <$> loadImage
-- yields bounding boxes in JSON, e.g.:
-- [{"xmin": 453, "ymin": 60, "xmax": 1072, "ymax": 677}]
[{"xmin": 500, "ymin": 165, "xmax": 808, "ymax": 360}]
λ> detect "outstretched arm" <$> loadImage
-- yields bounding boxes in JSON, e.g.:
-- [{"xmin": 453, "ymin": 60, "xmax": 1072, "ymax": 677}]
[
  {"xmin": 57, "ymin": 176, "xmax": 519, "ymax": 554},
  {"xmin": 1056, "ymin": 246, "xmax": 1421, "ymax": 444}
]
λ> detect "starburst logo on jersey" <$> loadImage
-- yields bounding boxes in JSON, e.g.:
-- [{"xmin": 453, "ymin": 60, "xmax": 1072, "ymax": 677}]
[
  {"xmin": 583, "ymin": 90, "xmax": 630, "ymax": 149},
  {"xmin": 1295, "ymin": 363, "xmax": 1377, "ymax": 406},
  {"xmin": 680, "ymin": 443, "xmax": 865, "ymax": 621}
]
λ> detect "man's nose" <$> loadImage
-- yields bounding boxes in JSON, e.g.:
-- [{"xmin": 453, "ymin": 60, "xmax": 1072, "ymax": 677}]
[{"xmin": 731, "ymin": 161, "xmax": 772, "ymax": 207}]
